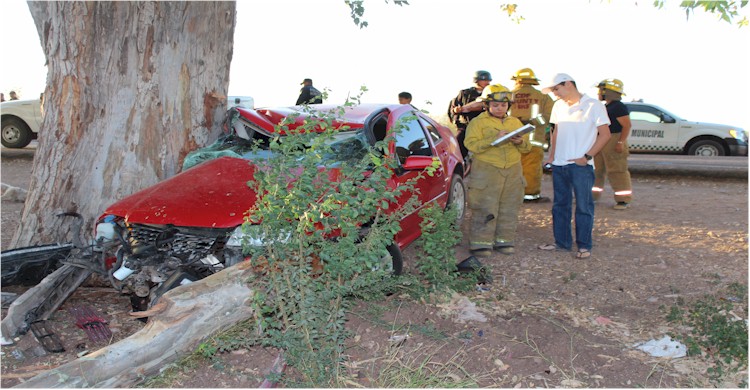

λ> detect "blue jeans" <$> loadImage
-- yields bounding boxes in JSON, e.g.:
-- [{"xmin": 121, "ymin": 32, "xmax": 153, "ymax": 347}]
[{"xmin": 551, "ymin": 163, "xmax": 595, "ymax": 251}]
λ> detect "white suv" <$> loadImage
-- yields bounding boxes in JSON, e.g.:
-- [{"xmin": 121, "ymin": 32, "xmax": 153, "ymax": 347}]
[
  {"xmin": 1, "ymin": 98, "xmax": 42, "ymax": 148},
  {"xmin": 624, "ymin": 102, "xmax": 747, "ymax": 156}
]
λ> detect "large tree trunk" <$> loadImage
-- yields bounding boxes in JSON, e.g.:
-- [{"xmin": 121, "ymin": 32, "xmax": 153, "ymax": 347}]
[
  {"xmin": 15, "ymin": 261, "xmax": 257, "ymax": 388},
  {"xmin": 14, "ymin": 2, "xmax": 236, "ymax": 247}
]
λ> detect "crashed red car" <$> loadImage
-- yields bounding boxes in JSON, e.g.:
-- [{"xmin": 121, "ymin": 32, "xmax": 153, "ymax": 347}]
[{"xmin": 92, "ymin": 103, "xmax": 466, "ymax": 310}]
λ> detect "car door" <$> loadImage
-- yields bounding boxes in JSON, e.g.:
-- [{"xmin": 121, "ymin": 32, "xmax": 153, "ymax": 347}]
[
  {"xmin": 626, "ymin": 104, "xmax": 680, "ymax": 153},
  {"xmin": 388, "ymin": 109, "xmax": 446, "ymax": 246}
]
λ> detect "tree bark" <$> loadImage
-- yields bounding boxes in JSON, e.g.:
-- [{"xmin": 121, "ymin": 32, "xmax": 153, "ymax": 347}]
[
  {"xmin": 15, "ymin": 2, "xmax": 236, "ymax": 247},
  {"xmin": 15, "ymin": 261, "xmax": 257, "ymax": 388}
]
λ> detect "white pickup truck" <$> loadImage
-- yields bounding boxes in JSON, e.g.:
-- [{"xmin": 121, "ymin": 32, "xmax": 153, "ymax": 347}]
[
  {"xmin": 624, "ymin": 102, "xmax": 747, "ymax": 156},
  {"xmin": 1, "ymin": 98, "xmax": 43, "ymax": 148},
  {"xmin": 1, "ymin": 95, "xmax": 252, "ymax": 149}
]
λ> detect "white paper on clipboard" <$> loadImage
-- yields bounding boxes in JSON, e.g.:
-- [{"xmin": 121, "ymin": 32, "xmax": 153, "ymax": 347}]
[{"xmin": 490, "ymin": 124, "xmax": 535, "ymax": 146}]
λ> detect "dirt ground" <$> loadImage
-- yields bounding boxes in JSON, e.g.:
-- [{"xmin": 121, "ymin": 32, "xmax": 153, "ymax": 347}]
[{"xmin": 1, "ymin": 151, "xmax": 748, "ymax": 388}]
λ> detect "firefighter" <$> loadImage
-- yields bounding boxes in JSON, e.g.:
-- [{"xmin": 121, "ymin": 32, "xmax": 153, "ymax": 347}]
[
  {"xmin": 448, "ymin": 70, "xmax": 493, "ymax": 167},
  {"xmin": 464, "ymin": 84, "xmax": 531, "ymax": 257},
  {"xmin": 593, "ymin": 78, "xmax": 633, "ymax": 209},
  {"xmin": 510, "ymin": 68, "xmax": 554, "ymax": 202}
]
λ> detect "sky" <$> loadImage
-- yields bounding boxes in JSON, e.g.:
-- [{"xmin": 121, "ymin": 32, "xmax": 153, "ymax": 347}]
[{"xmin": 2, "ymin": 0, "xmax": 749, "ymax": 132}]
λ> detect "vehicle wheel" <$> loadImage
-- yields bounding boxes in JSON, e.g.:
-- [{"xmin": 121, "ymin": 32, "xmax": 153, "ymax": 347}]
[
  {"xmin": 446, "ymin": 173, "xmax": 466, "ymax": 224},
  {"xmin": 371, "ymin": 243, "xmax": 403, "ymax": 275},
  {"xmin": 385, "ymin": 243, "xmax": 404, "ymax": 276},
  {"xmin": 1, "ymin": 117, "xmax": 33, "ymax": 148},
  {"xmin": 687, "ymin": 139, "xmax": 725, "ymax": 156}
]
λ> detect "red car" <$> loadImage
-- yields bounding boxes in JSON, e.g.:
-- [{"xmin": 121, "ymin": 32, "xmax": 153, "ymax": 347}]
[{"xmin": 94, "ymin": 104, "xmax": 466, "ymax": 310}]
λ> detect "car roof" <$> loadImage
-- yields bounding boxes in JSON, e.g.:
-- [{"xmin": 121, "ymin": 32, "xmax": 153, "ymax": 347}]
[{"xmin": 238, "ymin": 103, "xmax": 406, "ymax": 134}]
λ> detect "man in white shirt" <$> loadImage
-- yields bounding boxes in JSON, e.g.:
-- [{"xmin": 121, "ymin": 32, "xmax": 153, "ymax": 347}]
[{"xmin": 538, "ymin": 73, "xmax": 611, "ymax": 259}]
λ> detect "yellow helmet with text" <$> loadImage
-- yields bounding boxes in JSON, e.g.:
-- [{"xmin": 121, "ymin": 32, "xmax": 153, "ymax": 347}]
[
  {"xmin": 511, "ymin": 68, "xmax": 540, "ymax": 85},
  {"xmin": 480, "ymin": 84, "xmax": 513, "ymax": 103},
  {"xmin": 597, "ymin": 78, "xmax": 626, "ymax": 95}
]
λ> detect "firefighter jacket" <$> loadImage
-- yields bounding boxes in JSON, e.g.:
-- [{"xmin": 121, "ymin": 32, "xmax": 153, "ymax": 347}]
[
  {"xmin": 510, "ymin": 84, "xmax": 553, "ymax": 145},
  {"xmin": 464, "ymin": 112, "xmax": 531, "ymax": 169},
  {"xmin": 447, "ymin": 87, "xmax": 483, "ymax": 128}
]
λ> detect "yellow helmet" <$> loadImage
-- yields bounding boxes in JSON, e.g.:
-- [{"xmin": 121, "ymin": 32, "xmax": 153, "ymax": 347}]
[
  {"xmin": 481, "ymin": 84, "xmax": 513, "ymax": 103},
  {"xmin": 597, "ymin": 78, "xmax": 626, "ymax": 95},
  {"xmin": 511, "ymin": 68, "xmax": 540, "ymax": 85}
]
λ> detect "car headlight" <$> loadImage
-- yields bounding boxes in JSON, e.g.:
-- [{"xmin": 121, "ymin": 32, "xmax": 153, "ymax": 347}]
[
  {"xmin": 729, "ymin": 129, "xmax": 748, "ymax": 142},
  {"xmin": 226, "ymin": 224, "xmax": 291, "ymax": 247}
]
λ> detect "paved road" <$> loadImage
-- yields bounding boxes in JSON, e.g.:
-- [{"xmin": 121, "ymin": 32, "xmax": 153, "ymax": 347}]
[
  {"xmin": 2, "ymin": 143, "xmax": 747, "ymax": 179},
  {"xmin": 627, "ymin": 154, "xmax": 747, "ymax": 179}
]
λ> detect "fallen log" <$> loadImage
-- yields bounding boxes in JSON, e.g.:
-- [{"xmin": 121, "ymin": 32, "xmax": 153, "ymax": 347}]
[{"xmin": 16, "ymin": 261, "xmax": 257, "ymax": 388}]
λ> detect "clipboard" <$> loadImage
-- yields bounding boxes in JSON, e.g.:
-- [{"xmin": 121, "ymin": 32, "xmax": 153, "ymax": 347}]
[{"xmin": 490, "ymin": 124, "xmax": 535, "ymax": 146}]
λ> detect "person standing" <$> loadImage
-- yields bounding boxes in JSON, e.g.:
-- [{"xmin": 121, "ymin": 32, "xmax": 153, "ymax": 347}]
[
  {"xmin": 9, "ymin": 91, "xmax": 19, "ymax": 101},
  {"xmin": 538, "ymin": 74, "xmax": 611, "ymax": 259},
  {"xmin": 398, "ymin": 91, "xmax": 412, "ymax": 105},
  {"xmin": 464, "ymin": 84, "xmax": 531, "ymax": 257},
  {"xmin": 0, "ymin": 93, "xmax": 5, "ymax": 102},
  {"xmin": 510, "ymin": 68, "xmax": 554, "ymax": 203},
  {"xmin": 296, "ymin": 78, "xmax": 323, "ymax": 105},
  {"xmin": 448, "ymin": 70, "xmax": 492, "ymax": 164},
  {"xmin": 593, "ymin": 78, "xmax": 633, "ymax": 210}
]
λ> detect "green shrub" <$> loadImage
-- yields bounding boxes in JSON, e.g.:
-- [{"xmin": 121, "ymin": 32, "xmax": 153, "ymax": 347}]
[{"xmin": 666, "ymin": 282, "xmax": 748, "ymax": 386}]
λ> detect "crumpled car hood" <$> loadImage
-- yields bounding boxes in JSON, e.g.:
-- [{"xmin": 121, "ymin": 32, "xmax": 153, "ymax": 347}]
[{"xmin": 102, "ymin": 157, "xmax": 257, "ymax": 228}]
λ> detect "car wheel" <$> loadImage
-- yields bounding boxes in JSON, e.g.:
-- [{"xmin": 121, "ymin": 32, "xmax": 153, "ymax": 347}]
[
  {"xmin": 371, "ymin": 243, "xmax": 403, "ymax": 275},
  {"xmin": 446, "ymin": 173, "xmax": 466, "ymax": 224},
  {"xmin": 687, "ymin": 139, "xmax": 725, "ymax": 156},
  {"xmin": 385, "ymin": 243, "xmax": 404, "ymax": 276},
  {"xmin": 1, "ymin": 117, "xmax": 33, "ymax": 148}
]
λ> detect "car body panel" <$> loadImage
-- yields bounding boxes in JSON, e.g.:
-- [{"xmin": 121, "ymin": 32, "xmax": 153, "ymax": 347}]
[
  {"xmin": 0, "ymin": 98, "xmax": 43, "ymax": 135},
  {"xmin": 625, "ymin": 102, "xmax": 748, "ymax": 156},
  {"xmin": 102, "ymin": 157, "xmax": 258, "ymax": 228}
]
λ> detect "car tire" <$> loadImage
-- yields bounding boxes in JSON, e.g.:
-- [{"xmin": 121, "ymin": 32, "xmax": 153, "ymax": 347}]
[
  {"xmin": 687, "ymin": 139, "xmax": 725, "ymax": 156},
  {"xmin": 1, "ymin": 117, "xmax": 33, "ymax": 149},
  {"xmin": 386, "ymin": 243, "xmax": 404, "ymax": 276},
  {"xmin": 446, "ymin": 173, "xmax": 466, "ymax": 224}
]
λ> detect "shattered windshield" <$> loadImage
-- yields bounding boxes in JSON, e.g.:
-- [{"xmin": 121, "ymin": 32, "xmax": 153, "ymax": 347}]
[
  {"xmin": 183, "ymin": 125, "xmax": 371, "ymax": 171},
  {"xmin": 242, "ymin": 130, "xmax": 370, "ymax": 166}
]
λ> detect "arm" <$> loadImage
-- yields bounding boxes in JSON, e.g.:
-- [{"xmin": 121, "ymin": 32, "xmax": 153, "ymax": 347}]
[
  {"xmin": 460, "ymin": 99, "xmax": 484, "ymax": 113},
  {"xmin": 464, "ymin": 120, "xmax": 501, "ymax": 154},
  {"xmin": 570, "ymin": 124, "xmax": 611, "ymax": 165},
  {"xmin": 448, "ymin": 91, "xmax": 464, "ymax": 123},
  {"xmin": 546, "ymin": 124, "xmax": 557, "ymax": 164},
  {"xmin": 614, "ymin": 115, "xmax": 631, "ymax": 153},
  {"xmin": 510, "ymin": 132, "xmax": 531, "ymax": 153}
]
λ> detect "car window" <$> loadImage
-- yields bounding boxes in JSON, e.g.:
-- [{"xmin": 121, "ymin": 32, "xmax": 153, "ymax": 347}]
[
  {"xmin": 627, "ymin": 105, "xmax": 662, "ymax": 123},
  {"xmin": 418, "ymin": 115, "xmax": 443, "ymax": 144},
  {"xmin": 393, "ymin": 114, "xmax": 433, "ymax": 165}
]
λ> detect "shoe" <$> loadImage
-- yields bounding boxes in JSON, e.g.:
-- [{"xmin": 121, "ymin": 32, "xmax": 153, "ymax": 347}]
[
  {"xmin": 576, "ymin": 249, "xmax": 591, "ymax": 259},
  {"xmin": 613, "ymin": 202, "xmax": 629, "ymax": 210},
  {"xmin": 538, "ymin": 244, "xmax": 557, "ymax": 251},
  {"xmin": 470, "ymin": 248, "xmax": 492, "ymax": 258},
  {"xmin": 524, "ymin": 196, "xmax": 551, "ymax": 203},
  {"xmin": 494, "ymin": 246, "xmax": 515, "ymax": 255}
]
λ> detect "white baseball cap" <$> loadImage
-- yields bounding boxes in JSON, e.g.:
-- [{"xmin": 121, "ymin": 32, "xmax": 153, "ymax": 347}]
[{"xmin": 541, "ymin": 73, "xmax": 575, "ymax": 94}]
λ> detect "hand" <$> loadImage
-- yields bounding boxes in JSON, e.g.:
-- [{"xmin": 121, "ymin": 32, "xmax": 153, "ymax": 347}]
[
  {"xmin": 568, "ymin": 156, "xmax": 588, "ymax": 166},
  {"xmin": 615, "ymin": 142, "xmax": 625, "ymax": 153},
  {"xmin": 452, "ymin": 106, "xmax": 462, "ymax": 114},
  {"xmin": 510, "ymin": 135, "xmax": 523, "ymax": 145}
]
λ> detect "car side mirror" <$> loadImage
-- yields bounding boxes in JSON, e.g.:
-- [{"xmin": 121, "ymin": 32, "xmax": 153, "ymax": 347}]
[
  {"xmin": 401, "ymin": 155, "xmax": 435, "ymax": 171},
  {"xmin": 661, "ymin": 113, "xmax": 676, "ymax": 124}
]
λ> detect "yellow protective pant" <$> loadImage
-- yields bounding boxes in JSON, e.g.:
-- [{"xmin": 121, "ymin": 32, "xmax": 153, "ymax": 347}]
[
  {"xmin": 521, "ymin": 146, "xmax": 544, "ymax": 197},
  {"xmin": 592, "ymin": 136, "xmax": 633, "ymax": 203},
  {"xmin": 467, "ymin": 160, "xmax": 524, "ymax": 250}
]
